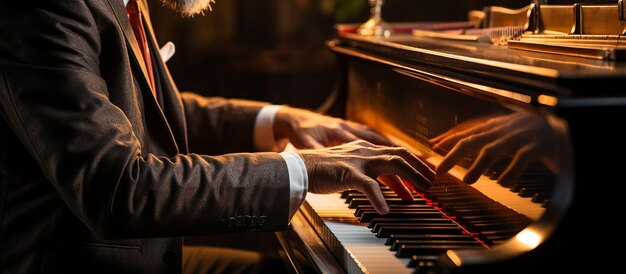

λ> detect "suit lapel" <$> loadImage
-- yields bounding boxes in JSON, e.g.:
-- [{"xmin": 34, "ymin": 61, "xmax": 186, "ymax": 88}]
[
  {"xmin": 141, "ymin": 0, "xmax": 190, "ymax": 153},
  {"xmin": 106, "ymin": 0, "xmax": 181, "ymax": 154},
  {"xmin": 105, "ymin": 0, "xmax": 153, "ymax": 96}
]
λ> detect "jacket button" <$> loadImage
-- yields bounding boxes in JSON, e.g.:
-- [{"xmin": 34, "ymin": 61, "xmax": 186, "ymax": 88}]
[{"xmin": 163, "ymin": 250, "xmax": 179, "ymax": 265}]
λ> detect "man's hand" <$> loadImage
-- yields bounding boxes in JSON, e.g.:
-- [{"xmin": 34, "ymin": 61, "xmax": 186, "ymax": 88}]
[
  {"xmin": 298, "ymin": 140, "xmax": 435, "ymax": 214},
  {"xmin": 432, "ymin": 112, "xmax": 556, "ymax": 185},
  {"xmin": 274, "ymin": 106, "xmax": 392, "ymax": 149}
]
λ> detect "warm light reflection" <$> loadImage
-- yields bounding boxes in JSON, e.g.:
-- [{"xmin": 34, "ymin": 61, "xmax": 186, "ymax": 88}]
[
  {"xmin": 446, "ymin": 250, "xmax": 463, "ymax": 267},
  {"xmin": 538, "ymin": 95, "xmax": 559, "ymax": 106},
  {"xmin": 515, "ymin": 229, "xmax": 542, "ymax": 249}
]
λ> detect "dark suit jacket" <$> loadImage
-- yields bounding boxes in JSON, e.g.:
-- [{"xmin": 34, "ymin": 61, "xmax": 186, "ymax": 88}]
[{"xmin": 0, "ymin": 1, "xmax": 290, "ymax": 273}]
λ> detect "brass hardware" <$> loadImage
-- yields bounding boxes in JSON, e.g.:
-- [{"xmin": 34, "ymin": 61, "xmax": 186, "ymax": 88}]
[{"xmin": 357, "ymin": 0, "xmax": 393, "ymax": 37}]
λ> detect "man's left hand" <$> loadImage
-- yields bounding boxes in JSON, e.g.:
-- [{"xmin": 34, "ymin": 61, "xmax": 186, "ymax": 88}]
[{"xmin": 274, "ymin": 106, "xmax": 392, "ymax": 149}]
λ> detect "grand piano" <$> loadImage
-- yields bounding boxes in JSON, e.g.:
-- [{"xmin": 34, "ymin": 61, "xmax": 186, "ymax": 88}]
[{"xmin": 276, "ymin": 1, "xmax": 626, "ymax": 273}]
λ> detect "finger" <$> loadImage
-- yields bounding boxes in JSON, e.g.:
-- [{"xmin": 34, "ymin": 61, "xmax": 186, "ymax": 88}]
[
  {"xmin": 436, "ymin": 137, "xmax": 479, "ymax": 175},
  {"xmin": 464, "ymin": 126, "xmax": 533, "ymax": 183},
  {"xmin": 463, "ymin": 143, "xmax": 505, "ymax": 184},
  {"xmin": 350, "ymin": 139, "xmax": 377, "ymax": 148},
  {"xmin": 431, "ymin": 127, "xmax": 472, "ymax": 150},
  {"xmin": 344, "ymin": 126, "xmax": 393, "ymax": 146},
  {"xmin": 498, "ymin": 143, "xmax": 541, "ymax": 186},
  {"xmin": 344, "ymin": 120, "xmax": 373, "ymax": 131},
  {"xmin": 430, "ymin": 125, "xmax": 475, "ymax": 145},
  {"xmin": 374, "ymin": 156, "xmax": 432, "ymax": 192},
  {"xmin": 386, "ymin": 147, "xmax": 436, "ymax": 182},
  {"xmin": 429, "ymin": 132, "xmax": 449, "ymax": 145},
  {"xmin": 378, "ymin": 175, "xmax": 414, "ymax": 201},
  {"xmin": 436, "ymin": 126, "xmax": 504, "ymax": 175},
  {"xmin": 433, "ymin": 122, "xmax": 500, "ymax": 152},
  {"xmin": 351, "ymin": 173, "xmax": 390, "ymax": 215},
  {"xmin": 331, "ymin": 130, "xmax": 360, "ymax": 146},
  {"xmin": 301, "ymin": 135, "xmax": 325, "ymax": 149},
  {"xmin": 430, "ymin": 118, "xmax": 487, "ymax": 144}
]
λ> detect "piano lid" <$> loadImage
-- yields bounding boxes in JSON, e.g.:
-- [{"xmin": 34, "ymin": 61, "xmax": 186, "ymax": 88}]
[
  {"xmin": 332, "ymin": 1, "xmax": 626, "ymax": 98},
  {"xmin": 330, "ymin": 33, "xmax": 626, "ymax": 102}
]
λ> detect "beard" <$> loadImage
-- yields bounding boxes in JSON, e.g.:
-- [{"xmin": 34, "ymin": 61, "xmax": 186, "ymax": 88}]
[{"xmin": 160, "ymin": 0, "xmax": 216, "ymax": 17}]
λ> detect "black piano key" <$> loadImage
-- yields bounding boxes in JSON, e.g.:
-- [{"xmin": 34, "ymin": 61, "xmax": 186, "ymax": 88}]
[
  {"xmin": 511, "ymin": 181, "xmax": 552, "ymax": 192},
  {"xmin": 377, "ymin": 226, "xmax": 464, "ymax": 238},
  {"xmin": 519, "ymin": 187, "xmax": 552, "ymax": 197},
  {"xmin": 372, "ymin": 223, "xmax": 459, "ymax": 234},
  {"xmin": 391, "ymin": 239, "xmax": 480, "ymax": 251},
  {"xmin": 368, "ymin": 218, "xmax": 453, "ymax": 229},
  {"xmin": 483, "ymin": 234, "xmax": 522, "ymax": 244},
  {"xmin": 427, "ymin": 190, "xmax": 474, "ymax": 197},
  {"xmin": 444, "ymin": 208, "xmax": 498, "ymax": 216},
  {"xmin": 345, "ymin": 192, "xmax": 415, "ymax": 203},
  {"xmin": 461, "ymin": 219, "xmax": 529, "ymax": 230},
  {"xmin": 426, "ymin": 188, "xmax": 468, "ymax": 195},
  {"xmin": 367, "ymin": 218, "xmax": 454, "ymax": 228},
  {"xmin": 498, "ymin": 179, "xmax": 515, "ymax": 187},
  {"xmin": 456, "ymin": 214, "xmax": 515, "ymax": 224},
  {"xmin": 459, "ymin": 212, "xmax": 528, "ymax": 221},
  {"xmin": 515, "ymin": 175, "xmax": 553, "ymax": 183},
  {"xmin": 443, "ymin": 204, "xmax": 492, "ymax": 212},
  {"xmin": 348, "ymin": 198, "xmax": 425, "ymax": 208},
  {"xmin": 355, "ymin": 208, "xmax": 437, "ymax": 219},
  {"xmin": 340, "ymin": 190, "xmax": 359, "ymax": 199},
  {"xmin": 408, "ymin": 255, "xmax": 439, "ymax": 268},
  {"xmin": 354, "ymin": 205, "xmax": 435, "ymax": 217},
  {"xmin": 479, "ymin": 229, "xmax": 523, "ymax": 241},
  {"xmin": 397, "ymin": 244, "xmax": 484, "ymax": 258},
  {"xmin": 432, "ymin": 198, "xmax": 483, "ymax": 206},
  {"xmin": 356, "ymin": 209, "xmax": 440, "ymax": 221},
  {"xmin": 531, "ymin": 193, "xmax": 547, "ymax": 203},
  {"xmin": 465, "ymin": 220, "xmax": 526, "ymax": 231},
  {"xmin": 385, "ymin": 234, "xmax": 475, "ymax": 245},
  {"xmin": 359, "ymin": 211, "xmax": 443, "ymax": 223}
]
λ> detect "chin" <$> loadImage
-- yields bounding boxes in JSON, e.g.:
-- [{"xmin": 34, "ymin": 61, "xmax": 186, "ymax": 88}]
[{"xmin": 160, "ymin": 0, "xmax": 216, "ymax": 17}]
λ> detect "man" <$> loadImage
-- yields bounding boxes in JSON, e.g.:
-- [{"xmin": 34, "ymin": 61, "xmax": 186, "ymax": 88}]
[{"xmin": 0, "ymin": 0, "xmax": 434, "ymax": 273}]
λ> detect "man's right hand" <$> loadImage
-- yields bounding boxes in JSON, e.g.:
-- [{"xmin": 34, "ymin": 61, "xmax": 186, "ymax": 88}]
[{"xmin": 297, "ymin": 140, "xmax": 435, "ymax": 215}]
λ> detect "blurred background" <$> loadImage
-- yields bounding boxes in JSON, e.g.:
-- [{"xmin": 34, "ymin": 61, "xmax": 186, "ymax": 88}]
[
  {"xmin": 150, "ymin": 0, "xmax": 613, "ymax": 111},
  {"xmin": 149, "ymin": 0, "xmax": 544, "ymax": 110}
]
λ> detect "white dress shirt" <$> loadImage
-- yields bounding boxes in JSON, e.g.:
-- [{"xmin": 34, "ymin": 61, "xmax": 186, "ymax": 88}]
[
  {"xmin": 122, "ymin": 0, "xmax": 308, "ymax": 219},
  {"xmin": 253, "ymin": 105, "xmax": 308, "ymax": 218}
]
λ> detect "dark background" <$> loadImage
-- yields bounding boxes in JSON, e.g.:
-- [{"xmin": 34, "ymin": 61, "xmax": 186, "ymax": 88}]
[{"xmin": 150, "ymin": 0, "xmax": 614, "ymax": 111}]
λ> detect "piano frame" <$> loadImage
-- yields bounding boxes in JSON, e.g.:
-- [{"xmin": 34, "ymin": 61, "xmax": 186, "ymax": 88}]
[{"xmin": 278, "ymin": 32, "xmax": 626, "ymax": 274}]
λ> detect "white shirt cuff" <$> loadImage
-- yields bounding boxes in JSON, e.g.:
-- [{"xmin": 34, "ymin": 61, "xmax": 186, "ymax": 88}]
[
  {"xmin": 253, "ymin": 105, "xmax": 287, "ymax": 152},
  {"xmin": 279, "ymin": 150, "xmax": 309, "ymax": 219}
]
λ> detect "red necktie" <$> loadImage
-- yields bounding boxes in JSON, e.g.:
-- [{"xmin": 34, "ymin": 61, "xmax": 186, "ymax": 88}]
[{"xmin": 126, "ymin": 0, "xmax": 157, "ymax": 99}]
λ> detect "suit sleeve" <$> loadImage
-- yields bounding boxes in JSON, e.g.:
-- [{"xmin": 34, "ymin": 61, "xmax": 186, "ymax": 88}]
[
  {"xmin": 180, "ymin": 92, "xmax": 268, "ymax": 155},
  {"xmin": 0, "ymin": 1, "xmax": 290, "ymax": 238}
]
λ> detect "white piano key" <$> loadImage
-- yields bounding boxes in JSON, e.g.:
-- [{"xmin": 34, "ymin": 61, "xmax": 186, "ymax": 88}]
[{"xmin": 304, "ymin": 193, "xmax": 413, "ymax": 274}]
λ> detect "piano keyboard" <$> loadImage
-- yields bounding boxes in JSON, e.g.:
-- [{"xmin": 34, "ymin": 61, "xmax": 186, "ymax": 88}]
[
  {"xmin": 300, "ymin": 192, "xmax": 414, "ymax": 274},
  {"xmin": 427, "ymin": 154, "xmax": 547, "ymax": 221},
  {"xmin": 392, "ymin": 134, "xmax": 550, "ymax": 222},
  {"xmin": 295, "ymin": 167, "xmax": 549, "ymax": 273}
]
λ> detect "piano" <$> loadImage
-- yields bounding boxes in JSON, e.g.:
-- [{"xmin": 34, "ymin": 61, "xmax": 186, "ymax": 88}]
[{"xmin": 276, "ymin": 1, "xmax": 626, "ymax": 273}]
